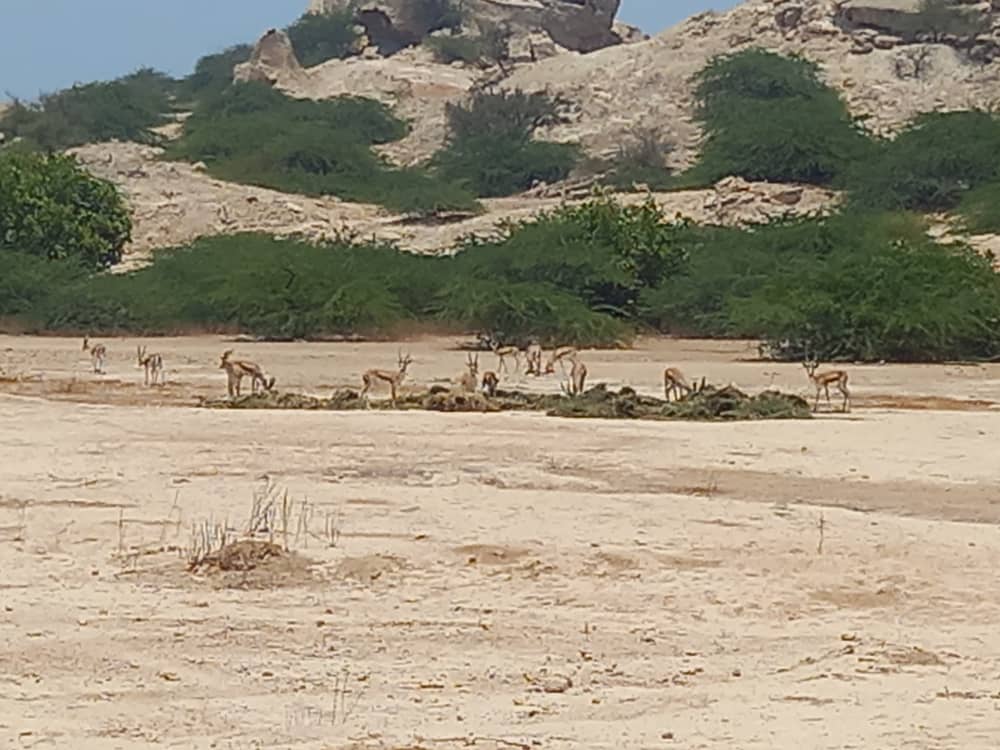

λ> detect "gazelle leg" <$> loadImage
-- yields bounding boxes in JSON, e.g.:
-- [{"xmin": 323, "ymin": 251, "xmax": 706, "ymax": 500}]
[{"xmin": 825, "ymin": 384, "xmax": 832, "ymax": 408}]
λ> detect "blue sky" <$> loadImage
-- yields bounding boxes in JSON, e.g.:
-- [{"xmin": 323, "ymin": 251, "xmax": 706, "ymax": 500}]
[{"xmin": 0, "ymin": 1, "xmax": 739, "ymax": 100}]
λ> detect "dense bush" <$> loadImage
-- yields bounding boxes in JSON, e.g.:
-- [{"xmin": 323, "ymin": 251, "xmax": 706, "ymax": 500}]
[
  {"xmin": 425, "ymin": 34, "xmax": 487, "ymax": 64},
  {"xmin": 957, "ymin": 181, "xmax": 1000, "ymax": 234},
  {"xmin": 690, "ymin": 49, "xmax": 871, "ymax": 185},
  {"xmin": 286, "ymin": 10, "xmax": 359, "ymax": 67},
  {"xmin": 165, "ymin": 82, "xmax": 478, "ymax": 215},
  {"xmin": 642, "ymin": 210, "xmax": 1000, "ymax": 361},
  {"xmin": 0, "ymin": 151, "xmax": 131, "ymax": 269},
  {"xmin": 178, "ymin": 44, "xmax": 253, "ymax": 102},
  {"xmin": 847, "ymin": 111, "xmax": 1000, "ymax": 212},
  {"xmin": 433, "ymin": 89, "xmax": 579, "ymax": 196},
  {"xmin": 425, "ymin": 25, "xmax": 511, "ymax": 66},
  {"xmin": 603, "ymin": 128, "xmax": 675, "ymax": 190},
  {"xmin": 0, "ymin": 69, "xmax": 174, "ymax": 151}
]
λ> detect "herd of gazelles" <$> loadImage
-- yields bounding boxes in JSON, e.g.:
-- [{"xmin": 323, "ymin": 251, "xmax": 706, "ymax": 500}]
[{"xmin": 79, "ymin": 337, "xmax": 853, "ymax": 413}]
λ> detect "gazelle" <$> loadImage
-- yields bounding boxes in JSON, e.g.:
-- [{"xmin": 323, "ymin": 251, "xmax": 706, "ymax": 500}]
[
  {"xmin": 481, "ymin": 371, "xmax": 499, "ymax": 397},
  {"xmin": 524, "ymin": 342, "xmax": 543, "ymax": 376},
  {"xmin": 136, "ymin": 345, "xmax": 164, "ymax": 386},
  {"xmin": 544, "ymin": 346, "xmax": 579, "ymax": 375},
  {"xmin": 803, "ymin": 360, "xmax": 850, "ymax": 413},
  {"xmin": 663, "ymin": 367, "xmax": 692, "ymax": 402},
  {"xmin": 458, "ymin": 353, "xmax": 479, "ymax": 393},
  {"xmin": 489, "ymin": 342, "xmax": 520, "ymax": 376},
  {"xmin": 82, "ymin": 337, "xmax": 107, "ymax": 374},
  {"xmin": 219, "ymin": 349, "xmax": 275, "ymax": 398},
  {"xmin": 361, "ymin": 351, "xmax": 413, "ymax": 407},
  {"xmin": 563, "ymin": 357, "xmax": 588, "ymax": 396}
]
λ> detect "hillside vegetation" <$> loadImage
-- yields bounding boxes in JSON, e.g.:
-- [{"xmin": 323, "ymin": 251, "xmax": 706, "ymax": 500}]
[{"xmin": 2, "ymin": 43, "xmax": 1000, "ymax": 362}]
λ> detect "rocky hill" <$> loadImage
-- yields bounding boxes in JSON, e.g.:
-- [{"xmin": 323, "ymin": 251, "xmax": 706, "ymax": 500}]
[{"xmin": 69, "ymin": 0, "xmax": 1000, "ymax": 263}]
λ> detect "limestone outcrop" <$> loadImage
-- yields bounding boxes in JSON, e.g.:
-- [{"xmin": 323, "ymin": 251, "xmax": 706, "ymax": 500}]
[{"xmin": 309, "ymin": 0, "xmax": 625, "ymax": 54}]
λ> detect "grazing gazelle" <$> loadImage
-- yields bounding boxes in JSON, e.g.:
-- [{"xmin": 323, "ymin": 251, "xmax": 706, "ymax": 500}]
[
  {"xmin": 563, "ymin": 357, "xmax": 588, "ymax": 396},
  {"xmin": 219, "ymin": 349, "xmax": 275, "ymax": 398},
  {"xmin": 803, "ymin": 360, "xmax": 850, "ymax": 413},
  {"xmin": 524, "ymin": 342, "xmax": 543, "ymax": 376},
  {"xmin": 544, "ymin": 346, "xmax": 579, "ymax": 375},
  {"xmin": 481, "ymin": 371, "xmax": 499, "ymax": 397},
  {"xmin": 82, "ymin": 337, "xmax": 107, "ymax": 374},
  {"xmin": 361, "ymin": 351, "xmax": 413, "ymax": 408},
  {"xmin": 491, "ymin": 342, "xmax": 521, "ymax": 376},
  {"xmin": 136, "ymin": 345, "xmax": 164, "ymax": 386},
  {"xmin": 458, "ymin": 353, "xmax": 479, "ymax": 393},
  {"xmin": 663, "ymin": 367, "xmax": 692, "ymax": 402}
]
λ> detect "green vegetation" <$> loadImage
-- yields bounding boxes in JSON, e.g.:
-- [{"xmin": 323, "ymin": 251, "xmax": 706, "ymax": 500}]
[
  {"xmin": 848, "ymin": 111, "xmax": 1000, "ymax": 212},
  {"xmin": 689, "ymin": 49, "xmax": 871, "ymax": 185},
  {"xmin": 4, "ymin": 181, "xmax": 997, "ymax": 361},
  {"xmin": 432, "ymin": 89, "xmax": 579, "ymax": 197},
  {"xmin": 165, "ymin": 82, "xmax": 478, "ymax": 215},
  {"xmin": 424, "ymin": 25, "xmax": 511, "ymax": 66},
  {"xmin": 603, "ymin": 128, "xmax": 675, "ymax": 190},
  {"xmin": 201, "ymin": 382, "xmax": 813, "ymax": 422},
  {"xmin": 286, "ymin": 10, "xmax": 359, "ymax": 67},
  {"xmin": 958, "ymin": 182, "xmax": 1000, "ymax": 234},
  {"xmin": 178, "ymin": 44, "xmax": 253, "ymax": 102},
  {"xmin": 425, "ymin": 34, "xmax": 487, "ymax": 64},
  {"xmin": 0, "ymin": 151, "xmax": 131, "ymax": 270},
  {"xmin": 0, "ymin": 69, "xmax": 174, "ymax": 151}
]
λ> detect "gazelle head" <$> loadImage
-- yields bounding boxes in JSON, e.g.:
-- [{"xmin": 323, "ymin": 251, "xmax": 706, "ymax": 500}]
[
  {"xmin": 136, "ymin": 345, "xmax": 146, "ymax": 366},
  {"xmin": 466, "ymin": 353, "xmax": 479, "ymax": 376},
  {"xmin": 265, "ymin": 376, "xmax": 276, "ymax": 392},
  {"xmin": 82, "ymin": 337, "xmax": 90, "ymax": 352},
  {"xmin": 802, "ymin": 360, "xmax": 819, "ymax": 377},
  {"xmin": 220, "ymin": 349, "xmax": 234, "ymax": 369},
  {"xmin": 398, "ymin": 351, "xmax": 413, "ymax": 374}
]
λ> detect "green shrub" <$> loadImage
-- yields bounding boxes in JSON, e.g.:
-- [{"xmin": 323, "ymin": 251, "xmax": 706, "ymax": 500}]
[
  {"xmin": 425, "ymin": 34, "xmax": 485, "ymax": 64},
  {"xmin": 0, "ymin": 69, "xmax": 174, "ymax": 151},
  {"xmin": 0, "ymin": 151, "xmax": 131, "ymax": 269},
  {"xmin": 286, "ymin": 10, "xmax": 359, "ymax": 67},
  {"xmin": 0, "ymin": 250, "xmax": 87, "ymax": 318},
  {"xmin": 847, "ymin": 111, "xmax": 1000, "ymax": 212},
  {"xmin": 731, "ymin": 230, "xmax": 1000, "ymax": 362},
  {"xmin": 165, "ymin": 82, "xmax": 478, "ymax": 215},
  {"xmin": 433, "ymin": 89, "xmax": 578, "ymax": 196},
  {"xmin": 690, "ymin": 49, "xmax": 871, "ymax": 185},
  {"xmin": 178, "ymin": 44, "xmax": 253, "ymax": 102},
  {"xmin": 603, "ymin": 128, "xmax": 675, "ymax": 190},
  {"xmin": 957, "ymin": 181, "xmax": 1000, "ymax": 234}
]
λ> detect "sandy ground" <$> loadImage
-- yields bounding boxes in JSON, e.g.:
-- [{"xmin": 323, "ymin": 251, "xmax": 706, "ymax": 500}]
[{"xmin": 2, "ymin": 335, "xmax": 1000, "ymax": 749}]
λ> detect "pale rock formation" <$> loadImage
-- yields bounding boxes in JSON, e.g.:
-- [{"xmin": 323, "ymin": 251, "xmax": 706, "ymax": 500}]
[
  {"xmin": 309, "ymin": 0, "xmax": 624, "ymax": 54},
  {"xmin": 233, "ymin": 29, "xmax": 305, "ymax": 86}
]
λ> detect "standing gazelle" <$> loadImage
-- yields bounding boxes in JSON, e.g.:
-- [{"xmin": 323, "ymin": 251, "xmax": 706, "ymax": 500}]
[
  {"xmin": 491, "ymin": 343, "xmax": 520, "ymax": 376},
  {"xmin": 361, "ymin": 351, "xmax": 413, "ymax": 407},
  {"xmin": 544, "ymin": 346, "xmax": 579, "ymax": 375},
  {"xmin": 564, "ymin": 357, "xmax": 588, "ymax": 396},
  {"xmin": 524, "ymin": 342, "xmax": 543, "ymax": 376},
  {"xmin": 136, "ymin": 345, "xmax": 164, "ymax": 386},
  {"xmin": 663, "ymin": 367, "xmax": 692, "ymax": 402},
  {"xmin": 82, "ymin": 337, "xmax": 107, "ymax": 374},
  {"xmin": 458, "ymin": 353, "xmax": 479, "ymax": 393},
  {"xmin": 803, "ymin": 360, "xmax": 850, "ymax": 412},
  {"xmin": 219, "ymin": 349, "xmax": 275, "ymax": 398}
]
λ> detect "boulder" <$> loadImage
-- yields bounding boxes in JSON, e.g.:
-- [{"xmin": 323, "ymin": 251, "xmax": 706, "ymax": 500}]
[
  {"xmin": 233, "ymin": 29, "xmax": 304, "ymax": 85},
  {"xmin": 309, "ymin": 0, "xmax": 623, "ymax": 54}
]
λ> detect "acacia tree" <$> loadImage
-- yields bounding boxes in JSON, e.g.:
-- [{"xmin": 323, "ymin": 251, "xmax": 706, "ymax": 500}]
[{"xmin": 0, "ymin": 151, "xmax": 132, "ymax": 269}]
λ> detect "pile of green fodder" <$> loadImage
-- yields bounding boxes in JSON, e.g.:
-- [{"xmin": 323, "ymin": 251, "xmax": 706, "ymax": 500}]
[{"xmin": 198, "ymin": 383, "xmax": 811, "ymax": 421}]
